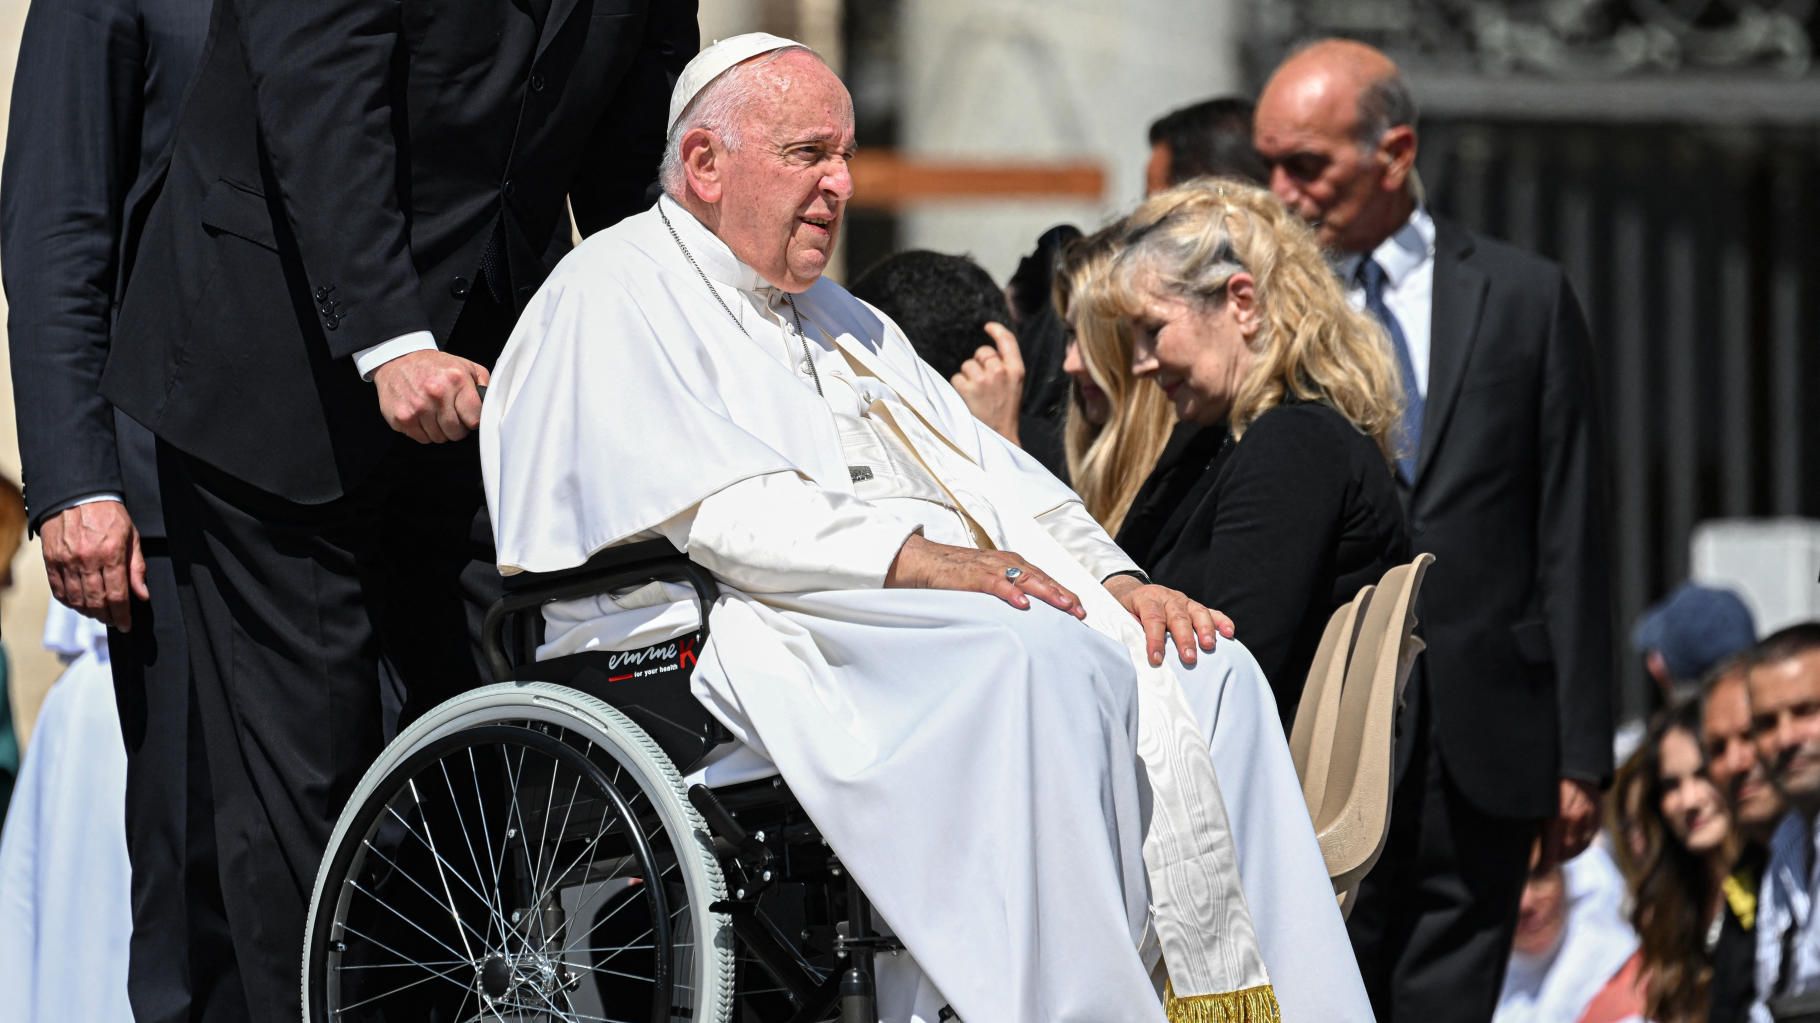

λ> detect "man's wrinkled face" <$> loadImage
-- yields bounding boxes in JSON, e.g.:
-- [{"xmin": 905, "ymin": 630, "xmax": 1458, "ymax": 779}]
[
  {"xmin": 714, "ymin": 52, "xmax": 856, "ymax": 292},
  {"xmin": 1704, "ymin": 669, "xmax": 1786, "ymax": 832},
  {"xmin": 1750, "ymin": 649, "xmax": 1820, "ymax": 813},
  {"xmin": 1253, "ymin": 75, "xmax": 1391, "ymax": 253}
]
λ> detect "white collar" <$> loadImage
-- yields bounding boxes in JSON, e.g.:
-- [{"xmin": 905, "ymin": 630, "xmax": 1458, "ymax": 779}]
[
  {"xmin": 658, "ymin": 194, "xmax": 773, "ymax": 295},
  {"xmin": 1339, "ymin": 206, "xmax": 1435, "ymax": 288}
]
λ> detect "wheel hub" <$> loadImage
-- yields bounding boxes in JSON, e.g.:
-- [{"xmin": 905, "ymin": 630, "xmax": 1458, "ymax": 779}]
[{"xmin": 480, "ymin": 954, "xmax": 513, "ymax": 999}]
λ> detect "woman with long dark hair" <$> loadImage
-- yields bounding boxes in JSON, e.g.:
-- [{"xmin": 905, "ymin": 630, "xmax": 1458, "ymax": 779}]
[{"xmin": 1630, "ymin": 700, "xmax": 1758, "ymax": 1023}]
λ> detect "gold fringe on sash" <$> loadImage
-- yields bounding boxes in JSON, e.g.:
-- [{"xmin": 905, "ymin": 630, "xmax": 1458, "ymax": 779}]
[{"xmin": 1164, "ymin": 981, "xmax": 1283, "ymax": 1023}]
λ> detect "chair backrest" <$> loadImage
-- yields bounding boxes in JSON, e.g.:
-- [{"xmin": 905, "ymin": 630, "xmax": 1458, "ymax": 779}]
[
  {"xmin": 1290, "ymin": 585, "xmax": 1374, "ymax": 822},
  {"xmin": 1311, "ymin": 553, "xmax": 1435, "ymax": 913}
]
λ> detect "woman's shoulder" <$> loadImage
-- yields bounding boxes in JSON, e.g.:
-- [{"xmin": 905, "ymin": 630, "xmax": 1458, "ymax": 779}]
[{"xmin": 1237, "ymin": 401, "xmax": 1379, "ymax": 462}]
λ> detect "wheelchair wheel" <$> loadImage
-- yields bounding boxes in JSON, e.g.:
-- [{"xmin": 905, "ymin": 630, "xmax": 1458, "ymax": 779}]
[{"xmin": 303, "ymin": 682, "xmax": 734, "ymax": 1022}]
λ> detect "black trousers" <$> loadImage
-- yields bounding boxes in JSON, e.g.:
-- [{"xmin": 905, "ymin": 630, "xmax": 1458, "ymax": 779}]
[
  {"xmin": 111, "ymin": 544, "xmax": 248, "ymax": 1023},
  {"xmin": 1346, "ymin": 672, "xmax": 1539, "ymax": 1023},
  {"xmin": 158, "ymin": 430, "xmax": 499, "ymax": 1022}
]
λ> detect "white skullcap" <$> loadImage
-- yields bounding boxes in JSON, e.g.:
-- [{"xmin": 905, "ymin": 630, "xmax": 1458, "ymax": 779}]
[{"xmin": 667, "ymin": 32, "xmax": 808, "ymax": 133}]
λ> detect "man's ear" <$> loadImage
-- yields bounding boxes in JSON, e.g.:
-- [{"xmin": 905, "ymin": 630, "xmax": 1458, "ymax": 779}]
[
  {"xmin": 1378, "ymin": 124, "xmax": 1417, "ymax": 194},
  {"xmin": 681, "ymin": 127, "xmax": 723, "ymax": 204}
]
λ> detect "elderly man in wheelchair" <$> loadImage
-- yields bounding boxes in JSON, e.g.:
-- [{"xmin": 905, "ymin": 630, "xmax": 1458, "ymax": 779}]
[{"xmin": 300, "ymin": 34, "xmax": 1371, "ymax": 1023}]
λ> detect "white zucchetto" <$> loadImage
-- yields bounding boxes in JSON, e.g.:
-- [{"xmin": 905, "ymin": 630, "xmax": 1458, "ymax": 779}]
[{"xmin": 666, "ymin": 32, "xmax": 807, "ymax": 133}]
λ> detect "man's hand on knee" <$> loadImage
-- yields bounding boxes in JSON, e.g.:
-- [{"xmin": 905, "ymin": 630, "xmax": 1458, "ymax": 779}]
[
  {"xmin": 41, "ymin": 499, "xmax": 149, "ymax": 631},
  {"xmin": 884, "ymin": 534, "xmax": 1084, "ymax": 618},
  {"xmin": 1103, "ymin": 575, "xmax": 1233, "ymax": 667},
  {"xmin": 373, "ymin": 350, "xmax": 490, "ymax": 443}
]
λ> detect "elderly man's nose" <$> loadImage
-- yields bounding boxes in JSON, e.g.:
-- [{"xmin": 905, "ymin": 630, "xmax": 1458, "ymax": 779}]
[
  {"xmin": 1269, "ymin": 165, "xmax": 1297, "ymax": 205},
  {"xmin": 824, "ymin": 160, "xmax": 854, "ymax": 201}
]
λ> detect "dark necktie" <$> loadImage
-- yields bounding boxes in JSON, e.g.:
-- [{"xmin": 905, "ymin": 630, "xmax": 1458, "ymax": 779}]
[{"xmin": 1359, "ymin": 258, "xmax": 1424, "ymax": 483}]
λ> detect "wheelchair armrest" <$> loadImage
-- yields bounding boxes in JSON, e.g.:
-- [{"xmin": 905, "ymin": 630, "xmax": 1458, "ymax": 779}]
[
  {"xmin": 499, "ymin": 538, "xmax": 689, "ymax": 596},
  {"xmin": 483, "ymin": 540, "xmax": 721, "ymax": 682}
]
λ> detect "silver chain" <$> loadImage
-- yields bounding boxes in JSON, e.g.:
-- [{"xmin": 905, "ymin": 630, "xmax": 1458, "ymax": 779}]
[{"xmin": 659, "ymin": 204, "xmax": 822, "ymax": 397}]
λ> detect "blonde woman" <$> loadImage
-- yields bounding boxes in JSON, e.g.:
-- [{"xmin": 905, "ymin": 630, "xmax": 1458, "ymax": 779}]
[
  {"xmin": 1053, "ymin": 226, "xmax": 1176, "ymax": 535},
  {"xmin": 1095, "ymin": 177, "xmax": 1410, "ymax": 723}
]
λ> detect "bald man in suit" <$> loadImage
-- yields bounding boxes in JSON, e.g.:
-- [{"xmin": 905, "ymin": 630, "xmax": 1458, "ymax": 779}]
[{"xmin": 1255, "ymin": 39, "xmax": 1614, "ymax": 1023}]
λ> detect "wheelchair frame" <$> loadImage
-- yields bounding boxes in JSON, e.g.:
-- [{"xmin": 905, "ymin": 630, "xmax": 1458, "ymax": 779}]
[{"xmin": 370, "ymin": 539, "xmax": 900, "ymax": 1023}]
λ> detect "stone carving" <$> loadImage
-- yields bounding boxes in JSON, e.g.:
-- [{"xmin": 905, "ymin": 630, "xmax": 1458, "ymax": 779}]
[{"xmin": 1246, "ymin": 0, "xmax": 1816, "ymax": 77}]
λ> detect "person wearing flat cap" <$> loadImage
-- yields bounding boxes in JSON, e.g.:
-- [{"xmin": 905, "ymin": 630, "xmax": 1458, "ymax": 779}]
[
  {"xmin": 484, "ymin": 33, "xmax": 1372, "ymax": 1023},
  {"xmin": 1633, "ymin": 582, "xmax": 1759, "ymax": 698},
  {"xmin": 95, "ymin": 1, "xmax": 696, "ymax": 1016}
]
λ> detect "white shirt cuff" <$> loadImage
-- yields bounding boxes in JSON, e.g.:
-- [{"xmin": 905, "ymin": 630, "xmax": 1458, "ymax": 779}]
[
  {"xmin": 40, "ymin": 492, "xmax": 126, "ymax": 520},
  {"xmin": 353, "ymin": 330, "xmax": 438, "ymax": 380}
]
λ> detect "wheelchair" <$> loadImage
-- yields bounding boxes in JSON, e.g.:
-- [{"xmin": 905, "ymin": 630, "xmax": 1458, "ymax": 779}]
[{"xmin": 302, "ymin": 541, "xmax": 906, "ymax": 1023}]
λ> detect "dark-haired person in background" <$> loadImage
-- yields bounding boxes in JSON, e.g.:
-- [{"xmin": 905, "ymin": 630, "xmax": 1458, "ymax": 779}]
[
  {"xmin": 1623, "ymin": 700, "xmax": 1753, "ymax": 1023},
  {"xmin": 1003, "ymin": 224, "xmax": 1083, "ymax": 477},
  {"xmin": 851, "ymin": 249, "xmax": 1037, "ymax": 449},
  {"xmin": 852, "ymin": 250, "xmax": 1011, "ymax": 383},
  {"xmin": 1145, "ymin": 96, "xmax": 1269, "ymax": 194},
  {"xmin": 1747, "ymin": 622, "xmax": 1820, "ymax": 1019}
]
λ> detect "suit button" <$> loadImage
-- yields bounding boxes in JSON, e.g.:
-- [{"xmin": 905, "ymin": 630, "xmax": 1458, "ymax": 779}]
[
  {"xmin": 529, "ymin": 72, "xmax": 545, "ymax": 92},
  {"xmin": 502, "ymin": 179, "xmax": 515, "ymax": 198},
  {"xmin": 450, "ymin": 276, "xmax": 470, "ymax": 299},
  {"xmin": 323, "ymin": 314, "xmax": 340, "ymax": 331}
]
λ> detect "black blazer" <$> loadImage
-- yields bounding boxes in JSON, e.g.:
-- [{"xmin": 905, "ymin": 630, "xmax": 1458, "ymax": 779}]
[
  {"xmin": 1404, "ymin": 218, "xmax": 1614, "ymax": 819},
  {"xmin": 1, "ymin": 0, "xmax": 209, "ymax": 534},
  {"xmin": 102, "ymin": 0, "xmax": 696, "ymax": 503},
  {"xmin": 1117, "ymin": 403, "xmax": 1410, "ymax": 724}
]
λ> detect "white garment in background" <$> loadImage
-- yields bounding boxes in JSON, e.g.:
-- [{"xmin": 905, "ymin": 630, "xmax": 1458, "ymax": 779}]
[
  {"xmin": 1493, "ymin": 847, "xmax": 1641, "ymax": 1023},
  {"xmin": 484, "ymin": 198, "xmax": 1370, "ymax": 1022},
  {"xmin": 0, "ymin": 602, "xmax": 132, "ymax": 1021},
  {"xmin": 1755, "ymin": 812, "xmax": 1820, "ymax": 1022}
]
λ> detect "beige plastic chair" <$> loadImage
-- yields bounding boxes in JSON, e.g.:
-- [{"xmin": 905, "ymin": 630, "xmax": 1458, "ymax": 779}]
[
  {"xmin": 1289, "ymin": 584, "xmax": 1374, "ymax": 823},
  {"xmin": 1303, "ymin": 554, "xmax": 1435, "ymax": 916}
]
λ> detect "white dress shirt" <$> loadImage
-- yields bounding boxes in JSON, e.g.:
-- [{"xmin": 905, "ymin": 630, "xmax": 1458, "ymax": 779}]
[
  {"xmin": 1339, "ymin": 206, "xmax": 1436, "ymax": 397},
  {"xmin": 1755, "ymin": 812, "xmax": 1820, "ymax": 1021}
]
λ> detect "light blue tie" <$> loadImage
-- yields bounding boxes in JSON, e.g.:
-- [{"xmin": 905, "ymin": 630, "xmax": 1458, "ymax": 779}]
[{"xmin": 1359, "ymin": 258, "xmax": 1424, "ymax": 483}]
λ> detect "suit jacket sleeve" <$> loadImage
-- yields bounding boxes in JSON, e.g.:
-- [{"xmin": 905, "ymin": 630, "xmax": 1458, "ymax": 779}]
[
  {"xmin": 569, "ymin": 1, "xmax": 698, "ymax": 236},
  {"xmin": 0, "ymin": 0, "xmax": 141, "ymax": 528},
  {"xmin": 226, "ymin": 0, "xmax": 431, "ymax": 358},
  {"xmin": 1536, "ymin": 272, "xmax": 1615, "ymax": 786}
]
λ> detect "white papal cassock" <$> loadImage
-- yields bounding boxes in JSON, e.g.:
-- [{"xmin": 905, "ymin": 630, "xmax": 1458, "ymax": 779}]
[{"xmin": 481, "ymin": 196, "xmax": 1373, "ymax": 1022}]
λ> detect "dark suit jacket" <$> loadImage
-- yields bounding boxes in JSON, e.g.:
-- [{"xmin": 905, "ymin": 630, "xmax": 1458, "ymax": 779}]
[
  {"xmin": 102, "ymin": 0, "xmax": 695, "ymax": 503},
  {"xmin": 1406, "ymin": 218, "xmax": 1614, "ymax": 819},
  {"xmin": 1117, "ymin": 404, "xmax": 1410, "ymax": 724},
  {"xmin": 1, "ymin": 0, "xmax": 209, "ymax": 534}
]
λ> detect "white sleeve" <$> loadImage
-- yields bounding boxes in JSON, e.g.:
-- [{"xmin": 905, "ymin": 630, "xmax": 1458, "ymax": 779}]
[
  {"xmin": 1035, "ymin": 499, "xmax": 1142, "ymax": 582},
  {"xmin": 353, "ymin": 330, "xmax": 438, "ymax": 380},
  {"xmin": 654, "ymin": 471, "xmax": 921, "ymax": 594}
]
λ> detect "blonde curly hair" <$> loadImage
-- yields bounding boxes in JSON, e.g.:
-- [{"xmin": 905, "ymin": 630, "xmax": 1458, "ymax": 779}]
[
  {"xmin": 1054, "ymin": 226, "xmax": 1176, "ymax": 535},
  {"xmin": 1093, "ymin": 177, "xmax": 1405, "ymax": 462}
]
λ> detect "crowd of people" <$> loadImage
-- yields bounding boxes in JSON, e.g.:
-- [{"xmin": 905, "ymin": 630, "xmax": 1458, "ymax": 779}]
[{"xmin": 0, "ymin": 1, "xmax": 1815, "ymax": 1020}]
